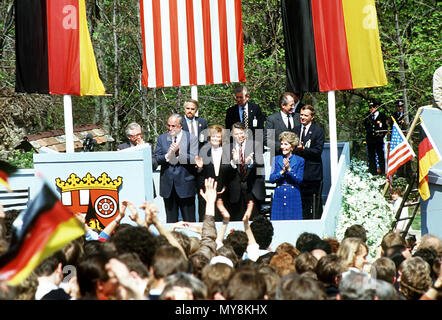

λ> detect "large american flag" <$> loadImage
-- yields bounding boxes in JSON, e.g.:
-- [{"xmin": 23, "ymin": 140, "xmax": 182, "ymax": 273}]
[
  {"xmin": 387, "ymin": 120, "xmax": 415, "ymax": 177},
  {"xmin": 140, "ymin": 0, "xmax": 246, "ymax": 88}
]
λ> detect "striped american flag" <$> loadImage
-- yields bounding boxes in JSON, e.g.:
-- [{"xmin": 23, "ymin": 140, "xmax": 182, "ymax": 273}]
[
  {"xmin": 140, "ymin": 0, "xmax": 246, "ymax": 88},
  {"xmin": 387, "ymin": 120, "xmax": 415, "ymax": 177}
]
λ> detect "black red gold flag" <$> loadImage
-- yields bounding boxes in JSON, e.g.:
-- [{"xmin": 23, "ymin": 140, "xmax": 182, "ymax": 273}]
[
  {"xmin": 0, "ymin": 183, "xmax": 85, "ymax": 285},
  {"xmin": 15, "ymin": 0, "xmax": 105, "ymax": 96},
  {"xmin": 281, "ymin": 0, "xmax": 387, "ymax": 93}
]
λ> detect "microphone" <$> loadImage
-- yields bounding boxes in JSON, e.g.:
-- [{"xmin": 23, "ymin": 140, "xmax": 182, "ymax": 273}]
[{"xmin": 83, "ymin": 133, "xmax": 97, "ymax": 152}]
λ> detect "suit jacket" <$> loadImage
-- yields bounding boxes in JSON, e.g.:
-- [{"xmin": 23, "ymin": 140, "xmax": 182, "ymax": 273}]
[
  {"xmin": 182, "ymin": 116, "xmax": 208, "ymax": 147},
  {"xmin": 225, "ymin": 102, "xmax": 265, "ymax": 134},
  {"xmin": 294, "ymin": 123, "xmax": 325, "ymax": 181},
  {"xmin": 364, "ymin": 111, "xmax": 388, "ymax": 143},
  {"xmin": 154, "ymin": 130, "xmax": 198, "ymax": 199},
  {"xmin": 391, "ymin": 111, "xmax": 408, "ymax": 131},
  {"xmin": 225, "ymin": 139, "xmax": 266, "ymax": 203},
  {"xmin": 196, "ymin": 143, "xmax": 231, "ymax": 193},
  {"xmin": 264, "ymin": 111, "xmax": 300, "ymax": 155}
]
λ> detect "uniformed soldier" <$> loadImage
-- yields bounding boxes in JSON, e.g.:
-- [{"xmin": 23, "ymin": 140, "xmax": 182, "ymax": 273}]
[{"xmin": 364, "ymin": 101, "xmax": 388, "ymax": 175}]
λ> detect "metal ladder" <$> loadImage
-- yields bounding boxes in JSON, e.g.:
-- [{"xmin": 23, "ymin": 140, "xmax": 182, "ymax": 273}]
[{"xmin": 390, "ymin": 173, "xmax": 420, "ymax": 238}]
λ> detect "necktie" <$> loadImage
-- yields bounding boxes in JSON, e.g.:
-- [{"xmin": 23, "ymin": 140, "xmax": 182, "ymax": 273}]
[
  {"xmin": 189, "ymin": 120, "xmax": 193, "ymax": 135},
  {"xmin": 300, "ymin": 126, "xmax": 305, "ymax": 146},
  {"xmin": 174, "ymin": 136, "xmax": 179, "ymax": 156},
  {"xmin": 287, "ymin": 114, "xmax": 292, "ymax": 130},
  {"xmin": 239, "ymin": 143, "xmax": 246, "ymax": 179},
  {"xmin": 243, "ymin": 107, "xmax": 248, "ymax": 129}
]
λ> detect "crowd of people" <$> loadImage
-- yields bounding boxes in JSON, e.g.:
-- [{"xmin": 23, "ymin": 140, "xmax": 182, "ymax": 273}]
[{"xmin": 0, "ymin": 178, "xmax": 441, "ymax": 300}]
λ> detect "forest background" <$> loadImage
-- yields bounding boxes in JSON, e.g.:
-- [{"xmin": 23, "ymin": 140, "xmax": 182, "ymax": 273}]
[{"xmin": 0, "ymin": 0, "xmax": 440, "ymax": 169}]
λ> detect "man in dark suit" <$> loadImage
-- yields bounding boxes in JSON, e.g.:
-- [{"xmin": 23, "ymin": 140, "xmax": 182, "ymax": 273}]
[
  {"xmin": 181, "ymin": 99, "xmax": 208, "ymax": 149},
  {"xmin": 154, "ymin": 114, "xmax": 199, "ymax": 223},
  {"xmin": 294, "ymin": 105, "xmax": 325, "ymax": 220},
  {"xmin": 265, "ymin": 92, "xmax": 300, "ymax": 157},
  {"xmin": 225, "ymin": 122, "xmax": 266, "ymax": 221},
  {"xmin": 364, "ymin": 101, "xmax": 388, "ymax": 175},
  {"xmin": 225, "ymin": 86, "xmax": 265, "ymax": 141},
  {"xmin": 116, "ymin": 121, "xmax": 158, "ymax": 170}
]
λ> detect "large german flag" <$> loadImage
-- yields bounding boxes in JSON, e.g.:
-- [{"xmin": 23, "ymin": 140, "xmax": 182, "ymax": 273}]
[
  {"xmin": 418, "ymin": 118, "xmax": 441, "ymax": 201},
  {"xmin": 15, "ymin": 0, "xmax": 105, "ymax": 96},
  {"xmin": 0, "ymin": 183, "xmax": 85, "ymax": 285},
  {"xmin": 0, "ymin": 161, "xmax": 17, "ymax": 192},
  {"xmin": 281, "ymin": 0, "xmax": 387, "ymax": 93}
]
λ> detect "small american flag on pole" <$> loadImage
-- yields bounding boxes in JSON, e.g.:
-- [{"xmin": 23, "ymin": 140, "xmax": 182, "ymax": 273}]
[
  {"xmin": 387, "ymin": 120, "xmax": 415, "ymax": 177},
  {"xmin": 139, "ymin": 0, "xmax": 246, "ymax": 88}
]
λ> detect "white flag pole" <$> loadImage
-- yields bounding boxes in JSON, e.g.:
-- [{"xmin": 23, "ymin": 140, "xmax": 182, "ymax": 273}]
[
  {"xmin": 63, "ymin": 95, "xmax": 75, "ymax": 153},
  {"xmin": 328, "ymin": 91, "xmax": 338, "ymax": 186}
]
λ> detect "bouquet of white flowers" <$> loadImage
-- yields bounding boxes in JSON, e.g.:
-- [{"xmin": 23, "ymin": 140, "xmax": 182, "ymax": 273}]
[{"xmin": 335, "ymin": 159, "xmax": 394, "ymax": 258}]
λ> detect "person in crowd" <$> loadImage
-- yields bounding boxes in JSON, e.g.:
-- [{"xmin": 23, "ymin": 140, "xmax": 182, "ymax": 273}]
[
  {"xmin": 258, "ymin": 265, "xmax": 281, "ymax": 299},
  {"xmin": 337, "ymin": 237, "xmax": 369, "ymax": 272},
  {"xmin": 343, "ymin": 224, "xmax": 367, "ymax": 243},
  {"xmin": 294, "ymin": 252, "xmax": 318, "ymax": 275},
  {"xmin": 269, "ymin": 131, "xmax": 304, "ymax": 220},
  {"xmin": 147, "ymin": 245, "xmax": 189, "ymax": 300},
  {"xmin": 304, "ymin": 239, "xmax": 332, "ymax": 261},
  {"xmin": 264, "ymin": 92, "xmax": 300, "ymax": 156},
  {"xmin": 225, "ymin": 85, "xmax": 265, "ymax": 141},
  {"xmin": 160, "ymin": 272, "xmax": 208, "ymax": 300},
  {"xmin": 398, "ymin": 256, "xmax": 432, "ymax": 300},
  {"xmin": 275, "ymin": 242, "xmax": 300, "ymax": 260},
  {"xmin": 315, "ymin": 254, "xmax": 344, "ymax": 299},
  {"xmin": 195, "ymin": 124, "xmax": 231, "ymax": 222},
  {"xmin": 370, "ymin": 257, "xmax": 397, "ymax": 286},
  {"xmin": 34, "ymin": 251, "xmax": 72, "ymax": 300},
  {"xmin": 153, "ymin": 113, "xmax": 199, "ymax": 222},
  {"xmin": 181, "ymin": 99, "xmax": 208, "ymax": 149},
  {"xmin": 247, "ymin": 214, "xmax": 274, "ymax": 261},
  {"xmin": 294, "ymin": 105, "xmax": 325, "ymax": 220},
  {"xmin": 336, "ymin": 269, "xmax": 378, "ymax": 300},
  {"xmin": 416, "ymin": 233, "xmax": 442, "ymax": 255},
  {"xmin": 224, "ymin": 266, "xmax": 268, "ymax": 300},
  {"xmin": 225, "ymin": 122, "xmax": 266, "ymax": 220},
  {"xmin": 269, "ymin": 252, "xmax": 295, "ymax": 277},
  {"xmin": 201, "ymin": 262, "xmax": 233, "ymax": 300},
  {"xmin": 363, "ymin": 101, "xmax": 388, "ymax": 175},
  {"xmin": 275, "ymin": 273, "xmax": 327, "ymax": 300},
  {"xmin": 295, "ymin": 232, "xmax": 321, "ymax": 253}
]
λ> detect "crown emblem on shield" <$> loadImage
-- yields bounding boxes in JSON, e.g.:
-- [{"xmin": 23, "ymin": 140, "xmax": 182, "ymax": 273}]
[
  {"xmin": 56, "ymin": 172, "xmax": 122, "ymax": 192},
  {"xmin": 56, "ymin": 172, "xmax": 123, "ymax": 231}
]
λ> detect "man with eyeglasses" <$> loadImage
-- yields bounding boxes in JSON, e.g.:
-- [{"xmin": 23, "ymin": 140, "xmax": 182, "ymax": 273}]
[
  {"xmin": 154, "ymin": 114, "xmax": 199, "ymax": 223},
  {"xmin": 117, "ymin": 122, "xmax": 147, "ymax": 150}
]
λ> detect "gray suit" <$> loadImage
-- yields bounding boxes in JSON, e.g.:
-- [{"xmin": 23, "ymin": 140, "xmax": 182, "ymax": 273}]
[{"xmin": 264, "ymin": 111, "xmax": 300, "ymax": 156}]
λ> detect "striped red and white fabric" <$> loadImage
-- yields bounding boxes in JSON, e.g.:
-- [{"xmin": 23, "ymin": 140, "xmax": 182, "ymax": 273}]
[
  {"xmin": 140, "ymin": 0, "xmax": 246, "ymax": 88},
  {"xmin": 387, "ymin": 121, "xmax": 415, "ymax": 177}
]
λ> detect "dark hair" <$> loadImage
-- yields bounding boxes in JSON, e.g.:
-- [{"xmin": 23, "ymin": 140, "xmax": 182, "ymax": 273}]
[
  {"xmin": 223, "ymin": 230, "xmax": 248, "ymax": 259},
  {"xmin": 110, "ymin": 225, "xmax": 159, "ymax": 268},
  {"xmin": 296, "ymin": 232, "xmax": 321, "ymax": 253},
  {"xmin": 304, "ymin": 239, "xmax": 332, "ymax": 254},
  {"xmin": 76, "ymin": 254, "xmax": 112, "ymax": 298},
  {"xmin": 118, "ymin": 252, "xmax": 150, "ymax": 278},
  {"xmin": 231, "ymin": 121, "xmax": 246, "ymax": 131},
  {"xmin": 344, "ymin": 224, "xmax": 367, "ymax": 243},
  {"xmin": 250, "ymin": 215, "xmax": 274, "ymax": 250},
  {"xmin": 315, "ymin": 254, "xmax": 344, "ymax": 286},
  {"xmin": 151, "ymin": 245, "xmax": 189, "ymax": 279},
  {"xmin": 34, "ymin": 250, "xmax": 67, "ymax": 277}
]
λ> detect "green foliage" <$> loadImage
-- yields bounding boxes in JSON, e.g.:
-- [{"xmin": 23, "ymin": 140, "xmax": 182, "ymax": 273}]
[{"xmin": 7, "ymin": 150, "xmax": 34, "ymax": 169}]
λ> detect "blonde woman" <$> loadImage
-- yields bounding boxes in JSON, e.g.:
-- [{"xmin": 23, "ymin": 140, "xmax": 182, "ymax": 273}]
[
  {"xmin": 269, "ymin": 131, "xmax": 305, "ymax": 220},
  {"xmin": 337, "ymin": 237, "xmax": 369, "ymax": 272}
]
